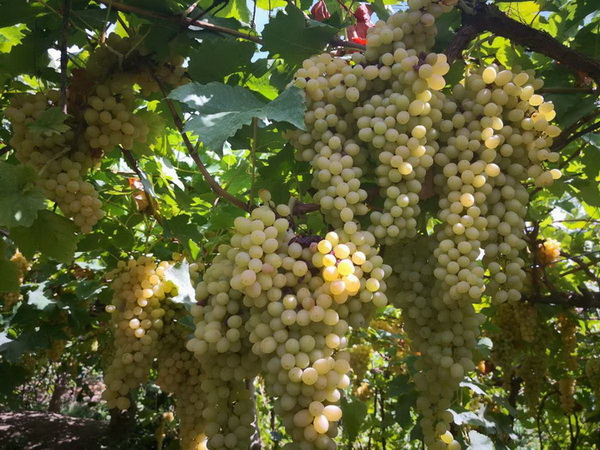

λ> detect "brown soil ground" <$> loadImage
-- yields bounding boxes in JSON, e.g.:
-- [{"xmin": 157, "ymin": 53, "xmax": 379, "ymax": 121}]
[{"xmin": 0, "ymin": 411, "xmax": 107, "ymax": 450}]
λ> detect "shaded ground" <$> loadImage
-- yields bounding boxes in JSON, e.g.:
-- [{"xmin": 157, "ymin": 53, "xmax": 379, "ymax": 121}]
[{"xmin": 0, "ymin": 411, "xmax": 107, "ymax": 450}]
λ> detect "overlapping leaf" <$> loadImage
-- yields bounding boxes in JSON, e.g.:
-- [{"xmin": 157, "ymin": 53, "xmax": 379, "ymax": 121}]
[
  {"xmin": 168, "ymin": 82, "xmax": 306, "ymax": 156},
  {"xmin": 262, "ymin": 4, "xmax": 339, "ymax": 66},
  {"xmin": 0, "ymin": 162, "xmax": 46, "ymax": 229}
]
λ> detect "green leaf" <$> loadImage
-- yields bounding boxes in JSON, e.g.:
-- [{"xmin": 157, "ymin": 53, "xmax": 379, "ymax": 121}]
[
  {"xmin": 341, "ymin": 397, "xmax": 368, "ymax": 441},
  {"xmin": 369, "ymin": 0, "xmax": 390, "ymax": 21},
  {"xmin": 0, "ymin": 32, "xmax": 54, "ymax": 79},
  {"xmin": 187, "ymin": 39, "xmax": 255, "ymax": 84},
  {"xmin": 0, "ymin": 240, "xmax": 19, "ymax": 291},
  {"xmin": 0, "ymin": 25, "xmax": 25, "ymax": 53},
  {"xmin": 27, "ymin": 282, "xmax": 55, "ymax": 310},
  {"xmin": 27, "ymin": 107, "xmax": 70, "ymax": 135},
  {"xmin": 262, "ymin": 4, "xmax": 339, "ymax": 66},
  {"xmin": 0, "ymin": 360, "xmax": 27, "ymax": 396},
  {"xmin": 164, "ymin": 260, "xmax": 196, "ymax": 307},
  {"xmin": 0, "ymin": 331, "xmax": 46, "ymax": 363},
  {"xmin": 10, "ymin": 210, "xmax": 81, "ymax": 264},
  {"xmin": 467, "ymin": 430, "xmax": 494, "ymax": 450},
  {"xmin": 218, "ymin": 0, "xmax": 251, "ymax": 23},
  {"xmin": 0, "ymin": 1, "xmax": 46, "ymax": 28},
  {"xmin": 169, "ymin": 82, "xmax": 306, "ymax": 156},
  {"xmin": 0, "ymin": 162, "xmax": 46, "ymax": 228},
  {"xmin": 257, "ymin": 0, "xmax": 286, "ymax": 9}
]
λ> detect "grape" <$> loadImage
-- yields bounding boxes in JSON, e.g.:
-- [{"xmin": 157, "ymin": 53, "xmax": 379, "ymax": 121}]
[
  {"xmin": 537, "ymin": 238, "xmax": 561, "ymax": 264},
  {"xmin": 101, "ymin": 256, "xmax": 177, "ymax": 410},
  {"xmin": 558, "ymin": 313, "xmax": 578, "ymax": 371},
  {"xmin": 84, "ymin": 81, "xmax": 149, "ymax": 153},
  {"xmin": 489, "ymin": 301, "xmax": 550, "ymax": 412},
  {"xmin": 186, "ymin": 195, "xmax": 391, "ymax": 449},
  {"xmin": 1, "ymin": 251, "xmax": 30, "ymax": 311},
  {"xmin": 387, "ymin": 237, "xmax": 483, "ymax": 446},
  {"xmin": 349, "ymin": 344, "xmax": 371, "ymax": 386},
  {"xmin": 157, "ymin": 302, "xmax": 208, "ymax": 450},
  {"xmin": 586, "ymin": 358, "xmax": 600, "ymax": 403},
  {"xmin": 558, "ymin": 377, "xmax": 576, "ymax": 414},
  {"xmin": 5, "ymin": 91, "xmax": 105, "ymax": 233},
  {"xmin": 289, "ymin": 0, "xmax": 562, "ymax": 445}
]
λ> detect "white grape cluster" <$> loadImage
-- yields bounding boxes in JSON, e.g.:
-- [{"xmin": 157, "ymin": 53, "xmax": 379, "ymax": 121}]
[
  {"xmin": 5, "ymin": 91, "xmax": 105, "ymax": 233},
  {"xmin": 87, "ymin": 34, "xmax": 187, "ymax": 95},
  {"xmin": 5, "ymin": 33, "xmax": 185, "ymax": 234},
  {"xmin": 83, "ymin": 80, "xmax": 150, "ymax": 152},
  {"xmin": 186, "ymin": 192, "xmax": 389, "ymax": 449},
  {"xmin": 387, "ymin": 237, "xmax": 479, "ymax": 449},
  {"xmin": 102, "ymin": 256, "xmax": 176, "ymax": 410},
  {"xmin": 288, "ymin": 52, "xmax": 371, "ymax": 229},
  {"xmin": 586, "ymin": 358, "xmax": 600, "ymax": 402},
  {"xmin": 186, "ymin": 247, "xmax": 260, "ymax": 450},
  {"xmin": 288, "ymin": 0, "xmax": 563, "ymax": 446},
  {"xmin": 1, "ymin": 250, "xmax": 30, "ymax": 310},
  {"xmin": 437, "ymin": 66, "xmax": 561, "ymax": 305},
  {"xmin": 157, "ymin": 303, "xmax": 208, "ymax": 450},
  {"xmin": 288, "ymin": 0, "xmax": 455, "ymax": 244},
  {"xmin": 538, "ymin": 237, "xmax": 561, "ymax": 264}
]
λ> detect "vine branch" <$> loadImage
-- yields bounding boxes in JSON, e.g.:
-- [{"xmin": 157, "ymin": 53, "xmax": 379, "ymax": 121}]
[
  {"xmin": 551, "ymin": 121, "xmax": 600, "ymax": 152},
  {"xmin": 159, "ymin": 89, "xmax": 251, "ymax": 212},
  {"xmin": 97, "ymin": 0, "xmax": 364, "ymax": 51},
  {"xmin": 446, "ymin": 3, "xmax": 600, "ymax": 85},
  {"xmin": 526, "ymin": 291, "xmax": 600, "ymax": 309}
]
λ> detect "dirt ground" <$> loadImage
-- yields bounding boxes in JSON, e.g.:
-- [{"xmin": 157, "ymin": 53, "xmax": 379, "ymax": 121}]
[{"xmin": 0, "ymin": 411, "xmax": 107, "ymax": 450}]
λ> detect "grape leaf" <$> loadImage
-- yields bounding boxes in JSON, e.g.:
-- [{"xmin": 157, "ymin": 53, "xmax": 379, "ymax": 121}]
[
  {"xmin": 467, "ymin": 430, "xmax": 494, "ymax": 450},
  {"xmin": 27, "ymin": 282, "xmax": 55, "ymax": 311},
  {"xmin": 341, "ymin": 397, "xmax": 367, "ymax": 441},
  {"xmin": 217, "ymin": 0, "xmax": 250, "ymax": 23},
  {"xmin": 262, "ymin": 4, "xmax": 339, "ymax": 66},
  {"xmin": 27, "ymin": 107, "xmax": 70, "ymax": 135},
  {"xmin": 0, "ymin": 25, "xmax": 26, "ymax": 53},
  {"xmin": 168, "ymin": 82, "xmax": 306, "ymax": 156},
  {"xmin": 0, "ymin": 330, "xmax": 51, "ymax": 363},
  {"xmin": 0, "ymin": 1, "xmax": 46, "ymax": 28},
  {"xmin": 0, "ymin": 162, "xmax": 46, "ymax": 229},
  {"xmin": 0, "ymin": 360, "xmax": 27, "ymax": 396},
  {"xmin": 187, "ymin": 39, "xmax": 255, "ymax": 84},
  {"xmin": 164, "ymin": 260, "xmax": 196, "ymax": 307},
  {"xmin": 10, "ymin": 210, "xmax": 81, "ymax": 264},
  {"xmin": 0, "ymin": 240, "xmax": 19, "ymax": 292}
]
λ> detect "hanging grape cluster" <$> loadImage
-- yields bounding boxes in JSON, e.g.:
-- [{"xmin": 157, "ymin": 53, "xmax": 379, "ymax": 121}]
[
  {"xmin": 102, "ymin": 256, "xmax": 177, "ymax": 410},
  {"xmin": 157, "ymin": 303, "xmax": 208, "ymax": 450},
  {"xmin": 5, "ymin": 91, "xmax": 105, "ymax": 233},
  {"xmin": 538, "ymin": 238, "xmax": 562, "ymax": 265},
  {"xmin": 185, "ymin": 191, "xmax": 390, "ymax": 450},
  {"xmin": 1, "ymin": 250, "xmax": 30, "ymax": 310},
  {"xmin": 488, "ymin": 301, "xmax": 550, "ymax": 411},
  {"xmin": 286, "ymin": 0, "xmax": 562, "ymax": 446},
  {"xmin": 5, "ymin": 33, "xmax": 187, "ymax": 233}
]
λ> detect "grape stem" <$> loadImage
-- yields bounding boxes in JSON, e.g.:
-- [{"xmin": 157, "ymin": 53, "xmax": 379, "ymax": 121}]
[
  {"xmin": 446, "ymin": 2, "xmax": 600, "ymax": 85},
  {"xmin": 60, "ymin": 0, "xmax": 70, "ymax": 114}
]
